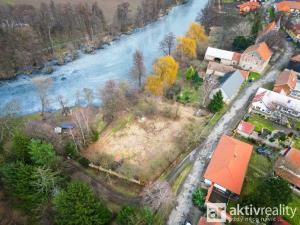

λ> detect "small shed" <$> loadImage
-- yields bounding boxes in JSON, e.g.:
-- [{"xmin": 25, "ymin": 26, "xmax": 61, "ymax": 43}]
[{"xmin": 59, "ymin": 122, "xmax": 76, "ymax": 129}]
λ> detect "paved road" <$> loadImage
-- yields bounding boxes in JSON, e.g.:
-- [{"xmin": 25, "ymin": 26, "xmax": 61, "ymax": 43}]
[{"xmin": 167, "ymin": 42, "xmax": 294, "ymax": 225}]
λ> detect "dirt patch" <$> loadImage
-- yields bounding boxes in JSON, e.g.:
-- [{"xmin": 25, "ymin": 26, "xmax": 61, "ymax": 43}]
[{"xmin": 83, "ymin": 102, "xmax": 205, "ymax": 182}]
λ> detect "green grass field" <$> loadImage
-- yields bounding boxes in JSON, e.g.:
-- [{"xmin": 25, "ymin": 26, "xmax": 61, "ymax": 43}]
[{"xmin": 248, "ymin": 114, "xmax": 275, "ymax": 132}]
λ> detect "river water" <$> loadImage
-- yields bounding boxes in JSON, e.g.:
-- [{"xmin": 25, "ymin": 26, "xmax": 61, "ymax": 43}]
[{"xmin": 0, "ymin": 0, "xmax": 208, "ymax": 115}]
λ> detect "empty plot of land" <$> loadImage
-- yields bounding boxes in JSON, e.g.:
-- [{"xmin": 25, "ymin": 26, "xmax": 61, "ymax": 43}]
[{"xmin": 83, "ymin": 103, "xmax": 205, "ymax": 182}]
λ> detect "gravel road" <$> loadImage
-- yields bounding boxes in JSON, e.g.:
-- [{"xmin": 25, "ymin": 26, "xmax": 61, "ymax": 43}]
[{"xmin": 167, "ymin": 43, "xmax": 294, "ymax": 225}]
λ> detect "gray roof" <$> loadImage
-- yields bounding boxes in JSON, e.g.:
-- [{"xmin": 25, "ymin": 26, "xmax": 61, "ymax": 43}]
[{"xmin": 220, "ymin": 70, "xmax": 245, "ymax": 99}]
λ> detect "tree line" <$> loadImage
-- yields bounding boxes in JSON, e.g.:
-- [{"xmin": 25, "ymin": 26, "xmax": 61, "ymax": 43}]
[{"xmin": 0, "ymin": 0, "xmax": 186, "ymax": 80}]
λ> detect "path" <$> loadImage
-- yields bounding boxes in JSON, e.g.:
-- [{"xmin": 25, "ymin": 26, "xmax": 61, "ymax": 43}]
[
  {"xmin": 63, "ymin": 160, "xmax": 141, "ymax": 205},
  {"xmin": 167, "ymin": 42, "xmax": 294, "ymax": 225}
]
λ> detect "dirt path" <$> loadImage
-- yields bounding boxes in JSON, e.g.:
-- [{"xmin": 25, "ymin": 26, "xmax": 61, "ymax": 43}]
[
  {"xmin": 167, "ymin": 42, "xmax": 294, "ymax": 225},
  {"xmin": 63, "ymin": 160, "xmax": 141, "ymax": 205}
]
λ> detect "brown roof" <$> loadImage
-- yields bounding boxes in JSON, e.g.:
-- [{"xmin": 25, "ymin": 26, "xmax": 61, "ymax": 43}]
[
  {"xmin": 203, "ymin": 135, "xmax": 253, "ymax": 195},
  {"xmin": 273, "ymin": 69, "xmax": 297, "ymax": 93},
  {"xmin": 207, "ymin": 61, "xmax": 235, "ymax": 74},
  {"xmin": 291, "ymin": 54, "xmax": 300, "ymax": 62},
  {"xmin": 275, "ymin": 148, "xmax": 300, "ymax": 188},
  {"xmin": 237, "ymin": 120, "xmax": 255, "ymax": 135},
  {"xmin": 244, "ymin": 42, "xmax": 273, "ymax": 62}
]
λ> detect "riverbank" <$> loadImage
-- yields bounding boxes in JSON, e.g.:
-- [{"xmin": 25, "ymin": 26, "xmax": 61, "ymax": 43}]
[{"xmin": 0, "ymin": 0, "xmax": 189, "ymax": 81}]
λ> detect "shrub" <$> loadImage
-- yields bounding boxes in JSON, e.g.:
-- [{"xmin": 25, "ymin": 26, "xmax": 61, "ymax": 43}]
[
  {"xmin": 117, "ymin": 206, "xmax": 153, "ymax": 225},
  {"xmin": 64, "ymin": 142, "xmax": 78, "ymax": 159},
  {"xmin": 90, "ymin": 129, "xmax": 100, "ymax": 142},
  {"xmin": 78, "ymin": 157, "xmax": 90, "ymax": 168},
  {"xmin": 12, "ymin": 131, "xmax": 31, "ymax": 162},
  {"xmin": 177, "ymin": 90, "xmax": 191, "ymax": 104},
  {"xmin": 207, "ymin": 91, "xmax": 224, "ymax": 113},
  {"xmin": 164, "ymin": 83, "xmax": 181, "ymax": 100},
  {"xmin": 192, "ymin": 188, "xmax": 207, "ymax": 210}
]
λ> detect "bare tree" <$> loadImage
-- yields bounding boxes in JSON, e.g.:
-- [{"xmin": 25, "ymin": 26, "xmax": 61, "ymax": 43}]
[
  {"xmin": 141, "ymin": 181, "xmax": 174, "ymax": 211},
  {"xmin": 100, "ymin": 80, "xmax": 127, "ymax": 123},
  {"xmin": 131, "ymin": 50, "xmax": 146, "ymax": 89},
  {"xmin": 2, "ymin": 99, "xmax": 21, "ymax": 117},
  {"xmin": 83, "ymin": 88, "xmax": 94, "ymax": 107},
  {"xmin": 32, "ymin": 76, "xmax": 52, "ymax": 116},
  {"xmin": 159, "ymin": 32, "xmax": 176, "ymax": 55}
]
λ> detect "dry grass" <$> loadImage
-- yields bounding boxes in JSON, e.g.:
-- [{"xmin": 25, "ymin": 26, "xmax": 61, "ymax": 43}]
[
  {"xmin": 0, "ymin": 0, "xmax": 141, "ymax": 22},
  {"xmin": 83, "ymin": 101, "xmax": 206, "ymax": 182}
]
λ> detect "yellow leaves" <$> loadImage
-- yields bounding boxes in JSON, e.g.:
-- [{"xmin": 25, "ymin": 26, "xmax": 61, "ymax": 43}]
[
  {"xmin": 145, "ymin": 75, "xmax": 164, "ymax": 96},
  {"xmin": 145, "ymin": 56, "xmax": 179, "ymax": 96},
  {"xmin": 186, "ymin": 22, "xmax": 208, "ymax": 44},
  {"xmin": 176, "ymin": 37, "xmax": 197, "ymax": 60}
]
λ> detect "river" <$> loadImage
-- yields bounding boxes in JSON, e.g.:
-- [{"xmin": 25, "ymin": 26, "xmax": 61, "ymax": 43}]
[{"xmin": 0, "ymin": 0, "xmax": 208, "ymax": 115}]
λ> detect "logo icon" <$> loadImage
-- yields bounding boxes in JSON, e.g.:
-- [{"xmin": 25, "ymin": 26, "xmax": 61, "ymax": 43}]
[{"xmin": 207, "ymin": 203, "xmax": 227, "ymax": 222}]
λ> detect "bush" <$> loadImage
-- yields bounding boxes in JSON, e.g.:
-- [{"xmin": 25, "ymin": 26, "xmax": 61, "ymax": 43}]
[
  {"xmin": 12, "ymin": 131, "xmax": 31, "ymax": 162},
  {"xmin": 117, "ymin": 206, "xmax": 153, "ymax": 225},
  {"xmin": 90, "ymin": 129, "xmax": 100, "ymax": 142},
  {"xmin": 207, "ymin": 91, "xmax": 224, "ymax": 113},
  {"xmin": 165, "ymin": 83, "xmax": 182, "ymax": 100},
  {"xmin": 177, "ymin": 90, "xmax": 191, "ymax": 104},
  {"xmin": 78, "ymin": 157, "xmax": 90, "ymax": 168},
  {"xmin": 64, "ymin": 142, "xmax": 78, "ymax": 159},
  {"xmin": 232, "ymin": 36, "xmax": 255, "ymax": 51},
  {"xmin": 192, "ymin": 188, "xmax": 207, "ymax": 210}
]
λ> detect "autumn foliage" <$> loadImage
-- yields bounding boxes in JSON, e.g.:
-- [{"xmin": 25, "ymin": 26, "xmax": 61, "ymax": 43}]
[
  {"xmin": 176, "ymin": 37, "xmax": 197, "ymax": 60},
  {"xmin": 186, "ymin": 22, "xmax": 208, "ymax": 44},
  {"xmin": 146, "ymin": 56, "xmax": 179, "ymax": 96}
]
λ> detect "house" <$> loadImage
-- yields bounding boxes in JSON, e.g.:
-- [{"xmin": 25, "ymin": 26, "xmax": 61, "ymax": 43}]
[
  {"xmin": 210, "ymin": 70, "xmax": 245, "ymax": 103},
  {"xmin": 198, "ymin": 217, "xmax": 222, "ymax": 225},
  {"xmin": 250, "ymin": 88, "xmax": 300, "ymax": 125},
  {"xmin": 273, "ymin": 69, "xmax": 297, "ymax": 95},
  {"xmin": 236, "ymin": 120, "xmax": 255, "ymax": 138},
  {"xmin": 275, "ymin": 147, "xmax": 300, "ymax": 189},
  {"xmin": 204, "ymin": 135, "xmax": 253, "ymax": 198},
  {"xmin": 273, "ymin": 217, "xmax": 292, "ymax": 225},
  {"xmin": 275, "ymin": 1, "xmax": 300, "ymax": 13},
  {"xmin": 259, "ymin": 20, "xmax": 281, "ymax": 37},
  {"xmin": 239, "ymin": 42, "xmax": 273, "ymax": 73},
  {"xmin": 288, "ymin": 54, "xmax": 300, "ymax": 73},
  {"xmin": 204, "ymin": 47, "xmax": 241, "ymax": 66},
  {"xmin": 285, "ymin": 19, "xmax": 300, "ymax": 43},
  {"xmin": 206, "ymin": 61, "xmax": 235, "ymax": 77},
  {"xmin": 238, "ymin": 1, "xmax": 260, "ymax": 13}
]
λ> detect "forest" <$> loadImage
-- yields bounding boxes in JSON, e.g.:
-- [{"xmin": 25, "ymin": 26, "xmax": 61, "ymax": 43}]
[{"xmin": 0, "ymin": 0, "xmax": 185, "ymax": 80}]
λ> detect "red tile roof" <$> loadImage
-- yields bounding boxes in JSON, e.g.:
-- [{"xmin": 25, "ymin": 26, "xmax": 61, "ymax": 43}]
[
  {"xmin": 244, "ymin": 42, "xmax": 273, "ymax": 62},
  {"xmin": 238, "ymin": 2, "xmax": 260, "ymax": 12},
  {"xmin": 275, "ymin": 148, "xmax": 300, "ymax": 188},
  {"xmin": 276, "ymin": 1, "xmax": 300, "ymax": 12},
  {"xmin": 239, "ymin": 70, "xmax": 250, "ymax": 79},
  {"xmin": 204, "ymin": 135, "xmax": 253, "ymax": 195},
  {"xmin": 237, "ymin": 120, "xmax": 255, "ymax": 135},
  {"xmin": 273, "ymin": 217, "xmax": 292, "ymax": 225},
  {"xmin": 233, "ymin": 52, "xmax": 241, "ymax": 62},
  {"xmin": 273, "ymin": 69, "xmax": 297, "ymax": 94},
  {"xmin": 198, "ymin": 217, "xmax": 221, "ymax": 225}
]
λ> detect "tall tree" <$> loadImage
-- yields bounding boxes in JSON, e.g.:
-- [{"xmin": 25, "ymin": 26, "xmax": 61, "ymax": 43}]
[
  {"xmin": 32, "ymin": 76, "xmax": 53, "ymax": 116},
  {"xmin": 176, "ymin": 36, "xmax": 197, "ymax": 60},
  {"xmin": 159, "ymin": 32, "xmax": 176, "ymax": 55},
  {"xmin": 53, "ymin": 181, "xmax": 112, "ymax": 225},
  {"xmin": 207, "ymin": 90, "xmax": 224, "ymax": 113},
  {"xmin": 131, "ymin": 50, "xmax": 146, "ymax": 89}
]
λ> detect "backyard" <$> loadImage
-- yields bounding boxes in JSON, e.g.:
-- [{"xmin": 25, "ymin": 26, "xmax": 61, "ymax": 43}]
[
  {"xmin": 83, "ymin": 101, "xmax": 208, "ymax": 183},
  {"xmin": 247, "ymin": 114, "xmax": 275, "ymax": 132}
]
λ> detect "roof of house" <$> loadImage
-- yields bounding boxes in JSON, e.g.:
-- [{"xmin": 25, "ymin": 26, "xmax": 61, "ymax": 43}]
[
  {"xmin": 273, "ymin": 217, "xmax": 292, "ymax": 225},
  {"xmin": 220, "ymin": 70, "xmax": 245, "ymax": 99},
  {"xmin": 238, "ymin": 1, "xmax": 260, "ymax": 10},
  {"xmin": 273, "ymin": 69, "xmax": 297, "ymax": 90},
  {"xmin": 252, "ymin": 87, "xmax": 300, "ymax": 113},
  {"xmin": 237, "ymin": 120, "xmax": 255, "ymax": 135},
  {"xmin": 198, "ymin": 217, "xmax": 221, "ymax": 225},
  {"xmin": 205, "ymin": 47, "xmax": 236, "ymax": 61},
  {"xmin": 276, "ymin": 147, "xmax": 300, "ymax": 188},
  {"xmin": 291, "ymin": 54, "xmax": 300, "ymax": 63},
  {"xmin": 260, "ymin": 21, "xmax": 279, "ymax": 36},
  {"xmin": 243, "ymin": 42, "xmax": 273, "ymax": 62},
  {"xmin": 207, "ymin": 61, "xmax": 235, "ymax": 74},
  {"xmin": 204, "ymin": 135, "xmax": 253, "ymax": 195},
  {"xmin": 276, "ymin": 1, "xmax": 300, "ymax": 12},
  {"xmin": 239, "ymin": 70, "xmax": 250, "ymax": 79}
]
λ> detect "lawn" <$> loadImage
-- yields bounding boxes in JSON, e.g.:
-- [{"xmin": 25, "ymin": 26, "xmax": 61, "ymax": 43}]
[
  {"xmin": 292, "ymin": 137, "xmax": 300, "ymax": 149},
  {"xmin": 247, "ymin": 114, "xmax": 275, "ymax": 132},
  {"xmin": 284, "ymin": 194, "xmax": 300, "ymax": 225},
  {"xmin": 248, "ymin": 72, "xmax": 260, "ymax": 81},
  {"xmin": 262, "ymin": 82, "xmax": 274, "ymax": 90},
  {"xmin": 171, "ymin": 163, "xmax": 193, "ymax": 194}
]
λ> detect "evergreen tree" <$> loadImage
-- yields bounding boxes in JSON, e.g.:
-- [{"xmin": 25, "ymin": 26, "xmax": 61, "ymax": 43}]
[
  {"xmin": 207, "ymin": 91, "xmax": 224, "ymax": 113},
  {"xmin": 53, "ymin": 181, "xmax": 112, "ymax": 225}
]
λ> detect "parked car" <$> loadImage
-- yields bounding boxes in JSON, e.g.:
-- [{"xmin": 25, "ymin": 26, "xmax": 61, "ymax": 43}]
[
  {"xmin": 256, "ymin": 147, "xmax": 273, "ymax": 159},
  {"xmin": 183, "ymin": 220, "xmax": 192, "ymax": 225}
]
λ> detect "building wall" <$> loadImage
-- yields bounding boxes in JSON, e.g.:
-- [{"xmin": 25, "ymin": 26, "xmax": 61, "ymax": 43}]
[{"xmin": 239, "ymin": 51, "xmax": 269, "ymax": 73}]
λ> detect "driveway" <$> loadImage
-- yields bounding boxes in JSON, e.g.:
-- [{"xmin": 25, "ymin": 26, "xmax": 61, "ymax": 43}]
[{"xmin": 167, "ymin": 42, "xmax": 294, "ymax": 225}]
